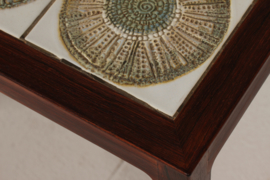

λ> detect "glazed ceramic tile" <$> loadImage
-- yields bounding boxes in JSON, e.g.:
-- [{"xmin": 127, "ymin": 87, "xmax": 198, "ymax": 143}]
[
  {"xmin": 0, "ymin": 0, "xmax": 51, "ymax": 38},
  {"xmin": 59, "ymin": 1, "xmax": 230, "ymax": 87},
  {"xmin": 26, "ymin": 0, "xmax": 254, "ymax": 117}
]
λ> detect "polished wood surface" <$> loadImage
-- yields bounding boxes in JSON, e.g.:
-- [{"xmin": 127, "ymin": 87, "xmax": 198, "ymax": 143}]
[{"xmin": 0, "ymin": 0, "xmax": 270, "ymax": 179}]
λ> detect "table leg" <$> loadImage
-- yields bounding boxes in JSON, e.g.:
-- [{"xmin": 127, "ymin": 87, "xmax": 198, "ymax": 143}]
[{"xmin": 149, "ymin": 161, "xmax": 211, "ymax": 180}]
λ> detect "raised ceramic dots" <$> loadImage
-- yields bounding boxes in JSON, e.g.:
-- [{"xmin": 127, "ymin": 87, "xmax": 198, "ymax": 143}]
[{"xmin": 59, "ymin": 0, "xmax": 231, "ymax": 86}]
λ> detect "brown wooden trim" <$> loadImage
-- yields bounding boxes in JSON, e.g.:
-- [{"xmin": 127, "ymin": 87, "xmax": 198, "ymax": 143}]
[
  {"xmin": 175, "ymin": 0, "xmax": 270, "ymax": 172},
  {"xmin": 0, "ymin": 73, "xmax": 160, "ymax": 179},
  {"xmin": 0, "ymin": 0, "xmax": 270, "ymax": 179}
]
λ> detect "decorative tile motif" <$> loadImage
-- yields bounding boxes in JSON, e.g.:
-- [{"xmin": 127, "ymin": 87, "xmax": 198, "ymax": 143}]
[
  {"xmin": 26, "ymin": 0, "xmax": 254, "ymax": 116},
  {"xmin": 0, "ymin": 0, "xmax": 32, "ymax": 9},
  {"xmin": 59, "ymin": 0, "xmax": 230, "ymax": 86}
]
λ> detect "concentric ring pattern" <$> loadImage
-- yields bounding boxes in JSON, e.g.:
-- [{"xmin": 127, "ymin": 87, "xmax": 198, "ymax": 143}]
[
  {"xmin": 60, "ymin": 0, "xmax": 231, "ymax": 86},
  {"xmin": 105, "ymin": 0, "xmax": 176, "ymax": 37}
]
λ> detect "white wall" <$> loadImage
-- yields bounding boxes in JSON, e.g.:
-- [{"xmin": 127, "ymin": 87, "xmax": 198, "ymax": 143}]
[{"xmin": 0, "ymin": 75, "xmax": 270, "ymax": 180}]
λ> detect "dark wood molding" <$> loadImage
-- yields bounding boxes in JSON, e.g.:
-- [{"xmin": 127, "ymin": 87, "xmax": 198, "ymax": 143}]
[{"xmin": 0, "ymin": 0, "xmax": 270, "ymax": 179}]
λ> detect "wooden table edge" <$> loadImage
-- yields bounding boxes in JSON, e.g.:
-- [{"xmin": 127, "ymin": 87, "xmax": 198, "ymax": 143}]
[{"xmin": 0, "ymin": 0, "xmax": 270, "ymax": 179}]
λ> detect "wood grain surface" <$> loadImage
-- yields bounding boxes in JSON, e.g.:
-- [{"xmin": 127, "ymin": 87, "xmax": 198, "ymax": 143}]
[{"xmin": 0, "ymin": 0, "xmax": 270, "ymax": 179}]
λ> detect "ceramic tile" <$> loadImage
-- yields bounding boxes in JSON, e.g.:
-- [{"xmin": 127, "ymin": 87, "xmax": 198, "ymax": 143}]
[
  {"xmin": 26, "ymin": 0, "xmax": 254, "ymax": 117},
  {"xmin": 0, "ymin": 92, "xmax": 122, "ymax": 180},
  {"xmin": 0, "ymin": 0, "xmax": 52, "ymax": 38}
]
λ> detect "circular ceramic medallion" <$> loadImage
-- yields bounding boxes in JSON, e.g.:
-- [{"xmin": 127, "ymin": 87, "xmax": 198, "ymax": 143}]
[
  {"xmin": 60, "ymin": 0, "xmax": 231, "ymax": 86},
  {"xmin": 0, "ymin": 0, "xmax": 32, "ymax": 9},
  {"xmin": 104, "ymin": 0, "xmax": 176, "ymax": 37}
]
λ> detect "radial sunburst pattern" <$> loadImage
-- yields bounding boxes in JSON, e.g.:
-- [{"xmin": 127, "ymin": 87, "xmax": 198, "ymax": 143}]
[{"xmin": 60, "ymin": 0, "xmax": 231, "ymax": 86}]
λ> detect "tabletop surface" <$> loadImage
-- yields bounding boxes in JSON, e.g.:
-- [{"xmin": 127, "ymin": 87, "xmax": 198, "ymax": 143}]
[
  {"xmin": 0, "ymin": 0, "xmax": 270, "ymax": 178},
  {"xmin": 0, "ymin": 0, "xmax": 254, "ymax": 117}
]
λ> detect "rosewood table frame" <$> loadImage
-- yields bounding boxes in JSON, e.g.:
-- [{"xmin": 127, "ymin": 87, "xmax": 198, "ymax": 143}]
[{"xmin": 0, "ymin": 0, "xmax": 270, "ymax": 179}]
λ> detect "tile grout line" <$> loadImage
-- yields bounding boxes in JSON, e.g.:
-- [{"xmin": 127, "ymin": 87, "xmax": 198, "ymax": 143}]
[
  {"xmin": 16, "ymin": 0, "xmax": 175, "ymax": 120},
  {"xmin": 20, "ymin": 0, "xmax": 56, "ymax": 40}
]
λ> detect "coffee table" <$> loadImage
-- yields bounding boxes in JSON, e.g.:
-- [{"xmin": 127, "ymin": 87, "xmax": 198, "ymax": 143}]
[{"xmin": 0, "ymin": 0, "xmax": 270, "ymax": 179}]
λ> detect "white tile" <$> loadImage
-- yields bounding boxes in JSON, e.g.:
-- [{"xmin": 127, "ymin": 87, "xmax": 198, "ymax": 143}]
[
  {"xmin": 0, "ymin": 93, "xmax": 122, "ymax": 180},
  {"xmin": 26, "ymin": 0, "xmax": 254, "ymax": 117},
  {"xmin": 0, "ymin": 0, "xmax": 51, "ymax": 38},
  {"xmin": 212, "ymin": 75, "xmax": 270, "ymax": 180},
  {"xmin": 110, "ymin": 162, "xmax": 151, "ymax": 180}
]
